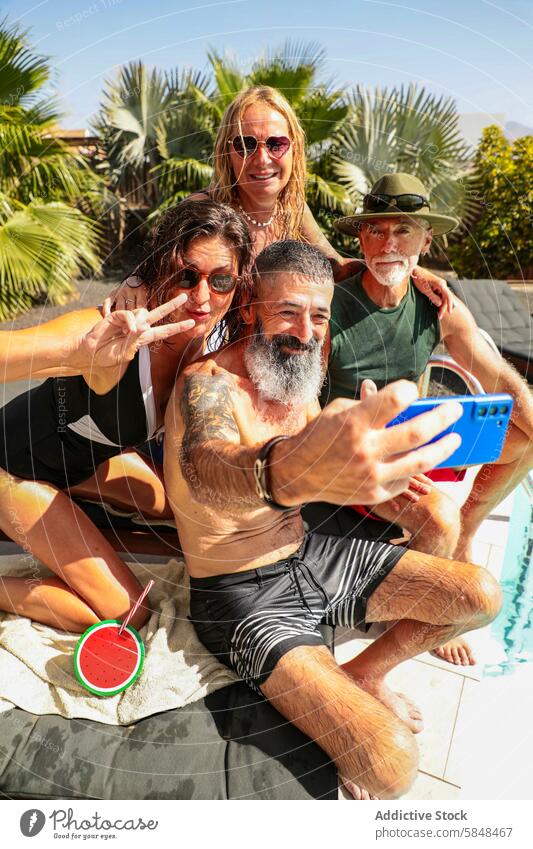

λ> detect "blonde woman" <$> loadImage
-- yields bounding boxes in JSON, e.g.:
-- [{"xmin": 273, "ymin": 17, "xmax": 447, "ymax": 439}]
[{"xmin": 110, "ymin": 85, "xmax": 452, "ymax": 311}]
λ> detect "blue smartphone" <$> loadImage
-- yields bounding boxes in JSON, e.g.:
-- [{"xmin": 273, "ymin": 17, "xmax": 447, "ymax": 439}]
[{"xmin": 386, "ymin": 393, "xmax": 514, "ymax": 469}]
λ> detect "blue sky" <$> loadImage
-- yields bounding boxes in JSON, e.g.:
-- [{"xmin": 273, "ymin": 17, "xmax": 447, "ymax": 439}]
[{"xmin": 5, "ymin": 0, "xmax": 533, "ymax": 130}]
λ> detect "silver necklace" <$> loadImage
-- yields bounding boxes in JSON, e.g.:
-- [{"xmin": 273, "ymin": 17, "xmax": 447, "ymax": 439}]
[{"xmin": 238, "ymin": 203, "xmax": 276, "ymax": 229}]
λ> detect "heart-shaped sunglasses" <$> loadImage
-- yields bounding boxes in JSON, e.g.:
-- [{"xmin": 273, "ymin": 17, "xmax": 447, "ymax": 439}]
[{"xmin": 229, "ymin": 135, "xmax": 291, "ymax": 159}]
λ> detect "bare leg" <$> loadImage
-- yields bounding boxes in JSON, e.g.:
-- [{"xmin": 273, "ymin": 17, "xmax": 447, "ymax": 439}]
[
  {"xmin": 373, "ymin": 489, "xmax": 474, "ymax": 666},
  {"xmin": 456, "ymin": 423, "xmax": 533, "ymax": 561},
  {"xmin": 0, "ymin": 575, "xmax": 99, "ymax": 632},
  {"xmin": 261, "ymin": 644, "xmax": 419, "ymax": 799},
  {"xmin": 70, "ymin": 451, "xmax": 173, "ymax": 519},
  {"xmin": 373, "ymin": 487, "xmax": 460, "ymax": 558},
  {"xmin": 257, "ymin": 553, "xmax": 499, "ymax": 796},
  {"xmin": 0, "ymin": 467, "xmax": 151, "ymax": 632},
  {"xmin": 341, "ymin": 550, "xmax": 502, "ymax": 731}
]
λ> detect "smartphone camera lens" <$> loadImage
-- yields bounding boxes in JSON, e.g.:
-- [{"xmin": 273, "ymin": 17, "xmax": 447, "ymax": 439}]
[
  {"xmin": 500, "ymin": 405, "xmax": 509, "ymax": 414},
  {"xmin": 478, "ymin": 406, "xmax": 487, "ymax": 417},
  {"xmin": 488, "ymin": 405, "xmax": 498, "ymax": 416}
]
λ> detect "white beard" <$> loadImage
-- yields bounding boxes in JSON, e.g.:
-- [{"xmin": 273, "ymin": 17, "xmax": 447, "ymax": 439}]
[
  {"xmin": 368, "ymin": 252, "xmax": 420, "ymax": 287},
  {"xmin": 244, "ymin": 333, "xmax": 325, "ymax": 406}
]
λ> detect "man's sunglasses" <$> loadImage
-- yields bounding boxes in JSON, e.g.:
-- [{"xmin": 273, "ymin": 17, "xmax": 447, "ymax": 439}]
[
  {"xmin": 229, "ymin": 135, "xmax": 291, "ymax": 159},
  {"xmin": 175, "ymin": 267, "xmax": 240, "ymax": 294},
  {"xmin": 363, "ymin": 193, "xmax": 430, "ymax": 213}
]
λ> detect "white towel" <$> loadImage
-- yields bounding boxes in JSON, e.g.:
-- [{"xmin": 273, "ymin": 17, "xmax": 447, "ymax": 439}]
[{"xmin": 0, "ymin": 556, "xmax": 238, "ymax": 725}]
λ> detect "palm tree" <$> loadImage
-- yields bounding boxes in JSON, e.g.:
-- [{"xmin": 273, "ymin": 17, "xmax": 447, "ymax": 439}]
[
  {"xmin": 331, "ymin": 84, "xmax": 475, "ymax": 245},
  {"xmin": 94, "ymin": 63, "xmax": 216, "ymax": 235},
  {"xmin": 152, "ymin": 69, "xmax": 216, "ymax": 209},
  {"xmin": 94, "ymin": 61, "xmax": 171, "ymax": 208},
  {"xmin": 0, "ymin": 20, "xmax": 101, "ymax": 320}
]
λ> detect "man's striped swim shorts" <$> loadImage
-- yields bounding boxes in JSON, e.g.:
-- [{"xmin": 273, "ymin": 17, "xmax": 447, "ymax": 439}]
[{"xmin": 189, "ymin": 532, "xmax": 406, "ymax": 693}]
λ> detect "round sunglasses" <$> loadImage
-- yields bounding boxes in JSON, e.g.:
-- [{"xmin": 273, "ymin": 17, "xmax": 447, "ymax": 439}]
[
  {"xmin": 229, "ymin": 135, "xmax": 291, "ymax": 159},
  {"xmin": 363, "ymin": 193, "xmax": 430, "ymax": 213},
  {"xmin": 175, "ymin": 267, "xmax": 240, "ymax": 294}
]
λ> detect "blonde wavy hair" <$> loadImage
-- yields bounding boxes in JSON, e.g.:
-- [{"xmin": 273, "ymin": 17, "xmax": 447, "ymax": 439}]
[{"xmin": 209, "ymin": 86, "xmax": 307, "ymax": 239}]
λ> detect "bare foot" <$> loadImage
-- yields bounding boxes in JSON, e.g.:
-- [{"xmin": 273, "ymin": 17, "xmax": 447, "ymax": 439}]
[
  {"xmin": 380, "ymin": 688, "xmax": 424, "ymax": 734},
  {"xmin": 341, "ymin": 778, "xmax": 378, "ymax": 800},
  {"xmin": 344, "ymin": 670, "xmax": 424, "ymax": 734},
  {"xmin": 431, "ymin": 637, "xmax": 476, "ymax": 666}
]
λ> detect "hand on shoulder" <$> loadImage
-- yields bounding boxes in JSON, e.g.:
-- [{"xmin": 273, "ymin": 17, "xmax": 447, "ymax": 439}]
[{"xmin": 181, "ymin": 356, "xmax": 234, "ymax": 381}]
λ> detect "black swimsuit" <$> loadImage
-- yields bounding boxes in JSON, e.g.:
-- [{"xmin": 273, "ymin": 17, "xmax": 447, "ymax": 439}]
[{"xmin": 0, "ymin": 348, "xmax": 157, "ymax": 489}]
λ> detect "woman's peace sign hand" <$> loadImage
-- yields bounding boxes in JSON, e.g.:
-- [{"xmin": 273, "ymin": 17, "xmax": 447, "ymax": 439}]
[{"xmin": 79, "ymin": 294, "xmax": 195, "ymax": 368}]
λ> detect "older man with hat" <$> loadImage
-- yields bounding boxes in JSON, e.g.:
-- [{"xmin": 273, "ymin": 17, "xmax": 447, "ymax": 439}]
[{"xmin": 303, "ymin": 172, "xmax": 533, "ymax": 666}]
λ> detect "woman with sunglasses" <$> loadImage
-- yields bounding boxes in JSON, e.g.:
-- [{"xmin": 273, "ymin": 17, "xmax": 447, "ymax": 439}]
[
  {"xmin": 110, "ymin": 85, "xmax": 452, "ymax": 313},
  {"xmin": 0, "ymin": 199, "xmax": 253, "ymax": 633}
]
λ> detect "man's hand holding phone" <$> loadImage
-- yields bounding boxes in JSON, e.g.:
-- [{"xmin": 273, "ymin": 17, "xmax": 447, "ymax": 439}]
[{"xmin": 269, "ymin": 380, "xmax": 463, "ymax": 508}]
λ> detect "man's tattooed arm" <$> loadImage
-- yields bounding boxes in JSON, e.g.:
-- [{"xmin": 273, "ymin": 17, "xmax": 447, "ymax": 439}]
[{"xmin": 177, "ymin": 371, "xmax": 260, "ymax": 509}]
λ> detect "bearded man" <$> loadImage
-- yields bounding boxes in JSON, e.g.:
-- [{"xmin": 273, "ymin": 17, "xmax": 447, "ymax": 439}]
[
  {"xmin": 303, "ymin": 173, "xmax": 533, "ymax": 666},
  {"xmin": 164, "ymin": 239, "xmax": 501, "ymax": 799}
]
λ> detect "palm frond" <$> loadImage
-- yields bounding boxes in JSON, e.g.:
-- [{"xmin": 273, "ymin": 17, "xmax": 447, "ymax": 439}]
[
  {"xmin": 259, "ymin": 40, "xmax": 326, "ymax": 74},
  {"xmin": 249, "ymin": 40, "xmax": 327, "ymax": 107},
  {"xmin": 22, "ymin": 97, "xmax": 63, "ymax": 129},
  {"xmin": 0, "ymin": 108, "xmax": 93, "ymax": 202},
  {"xmin": 154, "ymin": 157, "xmax": 213, "ymax": 197},
  {"xmin": 0, "ymin": 198, "xmax": 101, "ymax": 320},
  {"xmin": 165, "ymin": 67, "xmax": 212, "ymax": 99},
  {"xmin": 0, "ymin": 19, "xmax": 50, "ymax": 107},
  {"xmin": 248, "ymin": 64, "xmax": 315, "ymax": 106},
  {"xmin": 332, "ymin": 83, "xmax": 474, "ymax": 225},
  {"xmin": 206, "ymin": 49, "xmax": 245, "ymax": 112},
  {"xmin": 98, "ymin": 61, "xmax": 169, "ymax": 170},
  {"xmin": 306, "ymin": 171, "xmax": 351, "ymax": 211},
  {"xmin": 298, "ymin": 87, "xmax": 348, "ymax": 146}
]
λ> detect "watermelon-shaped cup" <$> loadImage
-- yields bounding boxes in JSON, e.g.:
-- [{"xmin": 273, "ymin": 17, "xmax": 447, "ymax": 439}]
[
  {"xmin": 74, "ymin": 619, "xmax": 145, "ymax": 697},
  {"xmin": 74, "ymin": 580, "xmax": 153, "ymax": 698}
]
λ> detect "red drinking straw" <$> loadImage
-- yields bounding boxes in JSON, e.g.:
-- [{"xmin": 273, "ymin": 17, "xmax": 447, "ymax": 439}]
[{"xmin": 118, "ymin": 579, "xmax": 154, "ymax": 637}]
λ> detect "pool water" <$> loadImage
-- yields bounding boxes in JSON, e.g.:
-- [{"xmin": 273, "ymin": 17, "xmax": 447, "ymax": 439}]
[{"xmin": 486, "ymin": 477, "xmax": 533, "ymax": 676}]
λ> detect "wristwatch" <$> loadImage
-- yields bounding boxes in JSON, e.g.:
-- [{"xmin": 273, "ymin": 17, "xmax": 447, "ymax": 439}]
[{"xmin": 253, "ymin": 435, "xmax": 294, "ymax": 511}]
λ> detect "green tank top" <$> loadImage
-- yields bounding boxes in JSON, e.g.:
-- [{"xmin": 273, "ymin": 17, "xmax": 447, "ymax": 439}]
[{"xmin": 321, "ymin": 271, "xmax": 440, "ymax": 406}]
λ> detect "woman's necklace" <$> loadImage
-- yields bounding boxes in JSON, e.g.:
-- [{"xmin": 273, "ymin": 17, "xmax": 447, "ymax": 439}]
[{"xmin": 238, "ymin": 203, "xmax": 277, "ymax": 229}]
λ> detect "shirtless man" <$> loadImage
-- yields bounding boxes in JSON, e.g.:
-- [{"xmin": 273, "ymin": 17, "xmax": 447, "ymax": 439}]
[{"xmin": 164, "ymin": 241, "xmax": 502, "ymax": 799}]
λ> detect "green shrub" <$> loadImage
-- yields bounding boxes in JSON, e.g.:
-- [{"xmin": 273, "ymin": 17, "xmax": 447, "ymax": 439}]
[{"xmin": 448, "ymin": 126, "xmax": 533, "ymax": 279}]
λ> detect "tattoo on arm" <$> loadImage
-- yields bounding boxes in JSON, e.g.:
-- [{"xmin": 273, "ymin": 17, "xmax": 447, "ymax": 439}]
[
  {"xmin": 180, "ymin": 373, "xmax": 239, "ymax": 444},
  {"xmin": 178, "ymin": 373, "xmax": 258, "ymax": 509}
]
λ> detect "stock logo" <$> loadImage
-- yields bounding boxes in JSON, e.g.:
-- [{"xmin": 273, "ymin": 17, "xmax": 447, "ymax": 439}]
[{"xmin": 20, "ymin": 809, "xmax": 46, "ymax": 837}]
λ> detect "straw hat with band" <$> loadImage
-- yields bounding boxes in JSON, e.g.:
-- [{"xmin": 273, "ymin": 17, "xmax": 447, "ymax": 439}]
[{"xmin": 334, "ymin": 173, "xmax": 459, "ymax": 237}]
